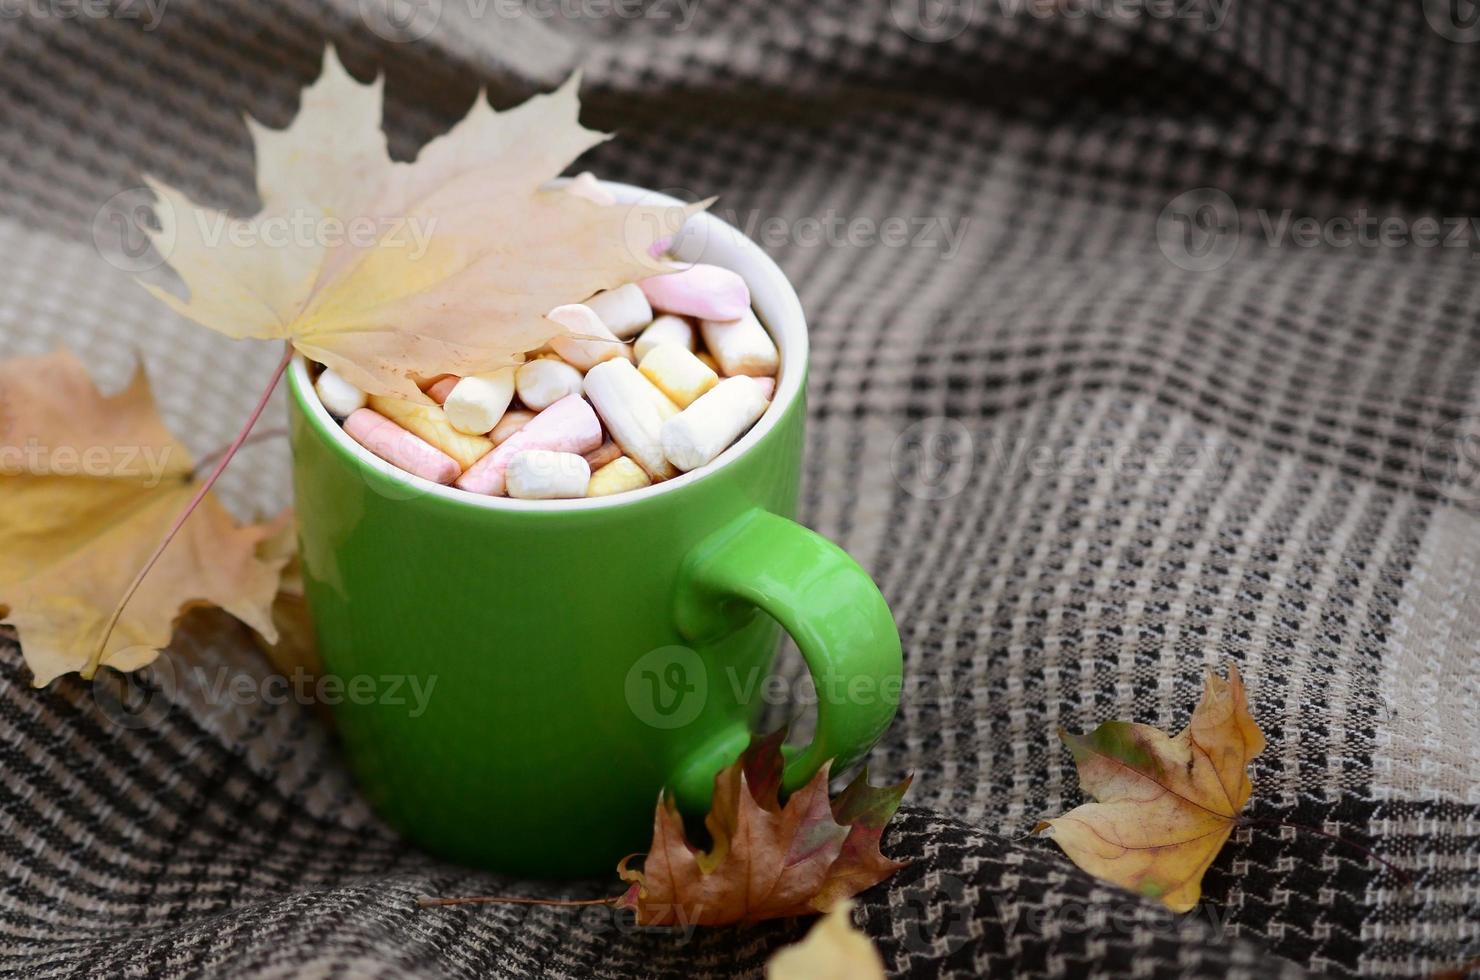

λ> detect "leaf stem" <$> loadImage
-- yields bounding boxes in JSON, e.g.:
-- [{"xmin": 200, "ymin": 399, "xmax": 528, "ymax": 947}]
[
  {"xmin": 1238, "ymin": 816, "xmax": 1414, "ymax": 890},
  {"xmin": 87, "ymin": 344, "xmax": 294, "ymax": 679},
  {"xmin": 416, "ymin": 894, "xmax": 621, "ymax": 909}
]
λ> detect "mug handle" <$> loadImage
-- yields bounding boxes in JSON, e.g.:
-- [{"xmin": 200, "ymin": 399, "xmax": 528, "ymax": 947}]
[{"xmin": 667, "ymin": 508, "xmax": 902, "ymax": 809}]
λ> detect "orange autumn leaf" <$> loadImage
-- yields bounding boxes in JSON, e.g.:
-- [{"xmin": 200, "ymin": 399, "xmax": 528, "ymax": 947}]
[
  {"xmin": 616, "ymin": 730, "xmax": 911, "ymax": 927},
  {"xmin": 0, "ymin": 350, "xmax": 286, "ymax": 685},
  {"xmin": 1033, "ymin": 665, "xmax": 1266, "ymax": 913}
]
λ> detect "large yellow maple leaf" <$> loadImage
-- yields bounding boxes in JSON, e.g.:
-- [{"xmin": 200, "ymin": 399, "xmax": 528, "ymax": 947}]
[
  {"xmin": 141, "ymin": 48, "xmax": 681, "ymax": 401},
  {"xmin": 1034, "ymin": 665, "xmax": 1266, "ymax": 912},
  {"xmin": 0, "ymin": 350, "xmax": 285, "ymax": 686}
]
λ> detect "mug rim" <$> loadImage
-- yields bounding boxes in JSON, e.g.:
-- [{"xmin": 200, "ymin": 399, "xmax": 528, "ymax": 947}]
[{"xmin": 287, "ymin": 181, "xmax": 808, "ymax": 513}]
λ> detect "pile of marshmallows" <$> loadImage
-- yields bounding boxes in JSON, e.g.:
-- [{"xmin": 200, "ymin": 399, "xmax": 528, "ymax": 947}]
[{"xmin": 313, "ymin": 267, "xmax": 779, "ymax": 501}]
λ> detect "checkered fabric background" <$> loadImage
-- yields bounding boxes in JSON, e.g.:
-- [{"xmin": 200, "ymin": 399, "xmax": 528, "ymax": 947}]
[{"xmin": 2, "ymin": 1, "xmax": 1478, "ymax": 976}]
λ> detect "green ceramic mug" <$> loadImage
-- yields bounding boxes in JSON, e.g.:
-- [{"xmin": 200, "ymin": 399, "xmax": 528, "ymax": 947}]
[{"xmin": 286, "ymin": 184, "xmax": 902, "ymax": 877}]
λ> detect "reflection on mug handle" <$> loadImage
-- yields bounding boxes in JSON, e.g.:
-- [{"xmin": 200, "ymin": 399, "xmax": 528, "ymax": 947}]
[{"xmin": 668, "ymin": 509, "xmax": 902, "ymax": 809}]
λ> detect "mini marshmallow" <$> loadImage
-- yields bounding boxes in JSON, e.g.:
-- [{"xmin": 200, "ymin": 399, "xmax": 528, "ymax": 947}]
[
  {"xmin": 700, "ymin": 309, "xmax": 780, "ymax": 377},
  {"xmin": 455, "ymin": 394, "xmax": 602, "ymax": 496},
  {"xmin": 583, "ymin": 359, "xmax": 678, "ymax": 480},
  {"xmin": 585, "ymin": 283, "xmax": 653, "ymax": 339},
  {"xmin": 489, "ymin": 409, "xmax": 536, "ymax": 446},
  {"xmin": 425, "ymin": 376, "xmax": 460, "ymax": 405},
  {"xmin": 639, "ymin": 264, "xmax": 750, "ymax": 321},
  {"xmin": 696, "ymin": 351, "xmax": 720, "ymax": 374},
  {"xmin": 444, "ymin": 367, "xmax": 516, "ymax": 435},
  {"xmin": 516, "ymin": 358, "xmax": 584, "ymax": 411},
  {"xmin": 547, "ymin": 304, "xmax": 632, "ymax": 371},
  {"xmin": 661, "ymin": 376, "xmax": 770, "ymax": 472},
  {"xmin": 344, "ymin": 409, "xmax": 460, "ymax": 485},
  {"xmin": 646, "ymin": 380, "xmax": 681, "ymax": 421},
  {"xmin": 315, "ymin": 368, "xmax": 367, "ymax": 418},
  {"xmin": 367, "ymin": 395, "xmax": 493, "ymax": 470},
  {"xmin": 505, "ymin": 450, "xmax": 591, "ymax": 500},
  {"xmin": 754, "ymin": 376, "xmax": 776, "ymax": 401},
  {"xmin": 587, "ymin": 456, "xmax": 651, "ymax": 497},
  {"xmin": 633, "ymin": 315, "xmax": 695, "ymax": 362},
  {"xmin": 565, "ymin": 171, "xmax": 615, "ymax": 206},
  {"xmin": 639, "ymin": 344, "xmax": 719, "ymax": 408},
  {"xmin": 583, "ymin": 440, "xmax": 623, "ymax": 471}
]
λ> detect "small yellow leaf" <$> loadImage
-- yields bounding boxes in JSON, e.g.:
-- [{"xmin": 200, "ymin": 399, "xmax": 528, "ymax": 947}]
[
  {"xmin": 1034, "ymin": 665, "xmax": 1266, "ymax": 912},
  {"xmin": 143, "ymin": 48, "xmax": 687, "ymax": 401},
  {"xmin": 766, "ymin": 901, "xmax": 886, "ymax": 980},
  {"xmin": 0, "ymin": 350, "xmax": 286, "ymax": 686}
]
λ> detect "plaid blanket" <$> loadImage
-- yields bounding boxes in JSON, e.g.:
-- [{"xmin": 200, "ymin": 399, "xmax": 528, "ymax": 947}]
[{"xmin": 2, "ymin": 1, "xmax": 1477, "ymax": 976}]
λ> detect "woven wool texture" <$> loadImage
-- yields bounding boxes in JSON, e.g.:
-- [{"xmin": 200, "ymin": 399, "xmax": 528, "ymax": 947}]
[{"xmin": 2, "ymin": 1, "xmax": 1479, "ymax": 977}]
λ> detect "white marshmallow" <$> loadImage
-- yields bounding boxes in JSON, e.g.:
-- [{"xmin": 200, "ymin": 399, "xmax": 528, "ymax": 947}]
[
  {"xmin": 314, "ymin": 368, "xmax": 367, "ymax": 418},
  {"xmin": 633, "ymin": 315, "xmax": 695, "ymax": 362},
  {"xmin": 546, "ymin": 304, "xmax": 632, "ymax": 371},
  {"xmin": 516, "ymin": 358, "xmax": 584, "ymax": 411},
  {"xmin": 444, "ymin": 367, "xmax": 516, "ymax": 435},
  {"xmin": 585, "ymin": 283, "xmax": 653, "ymax": 339},
  {"xmin": 662, "ymin": 376, "xmax": 770, "ymax": 472},
  {"xmin": 700, "ymin": 309, "xmax": 780, "ymax": 377},
  {"xmin": 583, "ymin": 359, "xmax": 678, "ymax": 480},
  {"xmin": 505, "ymin": 450, "xmax": 591, "ymax": 499}
]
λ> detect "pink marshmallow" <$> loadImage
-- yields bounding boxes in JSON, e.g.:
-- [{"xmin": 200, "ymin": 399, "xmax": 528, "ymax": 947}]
[
  {"xmin": 426, "ymin": 376, "xmax": 459, "ymax": 405},
  {"xmin": 344, "ymin": 409, "xmax": 461, "ymax": 485},
  {"xmin": 754, "ymin": 376, "xmax": 776, "ymax": 401},
  {"xmin": 638, "ymin": 264, "xmax": 750, "ymax": 321},
  {"xmin": 454, "ymin": 394, "xmax": 603, "ymax": 496}
]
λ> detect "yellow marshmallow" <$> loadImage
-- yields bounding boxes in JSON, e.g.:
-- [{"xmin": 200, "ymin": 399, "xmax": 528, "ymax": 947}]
[
  {"xmin": 638, "ymin": 344, "xmax": 719, "ymax": 408},
  {"xmin": 367, "ymin": 395, "xmax": 493, "ymax": 470},
  {"xmin": 587, "ymin": 456, "xmax": 652, "ymax": 497}
]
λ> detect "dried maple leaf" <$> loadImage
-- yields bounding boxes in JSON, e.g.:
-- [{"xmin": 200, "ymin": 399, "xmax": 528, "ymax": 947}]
[
  {"xmin": 142, "ymin": 48, "xmax": 685, "ymax": 401},
  {"xmin": 1033, "ymin": 665, "xmax": 1266, "ymax": 912},
  {"xmin": 765, "ymin": 900, "xmax": 886, "ymax": 980},
  {"xmin": 0, "ymin": 350, "xmax": 286, "ymax": 686},
  {"xmin": 252, "ymin": 511, "xmax": 321, "ymax": 680},
  {"xmin": 616, "ymin": 730, "xmax": 911, "ymax": 926}
]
